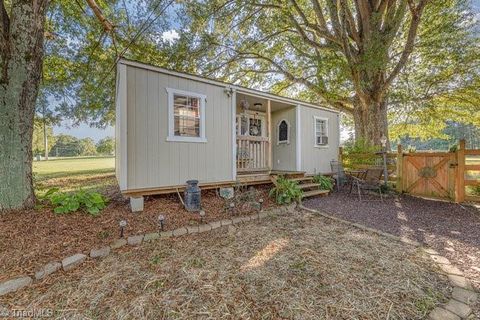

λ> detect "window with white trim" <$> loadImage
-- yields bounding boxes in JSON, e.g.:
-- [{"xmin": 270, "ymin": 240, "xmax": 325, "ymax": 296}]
[
  {"xmin": 277, "ymin": 119, "xmax": 289, "ymax": 144},
  {"xmin": 314, "ymin": 117, "xmax": 328, "ymax": 147},
  {"xmin": 167, "ymin": 88, "xmax": 206, "ymax": 142}
]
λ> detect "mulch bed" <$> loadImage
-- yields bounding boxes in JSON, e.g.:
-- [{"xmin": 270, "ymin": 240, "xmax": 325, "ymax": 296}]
[
  {"xmin": 0, "ymin": 184, "xmax": 275, "ymax": 282},
  {"xmin": 304, "ymin": 189, "xmax": 480, "ymax": 317},
  {"xmin": 2, "ymin": 210, "xmax": 449, "ymax": 319}
]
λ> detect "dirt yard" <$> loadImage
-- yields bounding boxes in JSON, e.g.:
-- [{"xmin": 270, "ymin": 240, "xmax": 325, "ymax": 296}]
[
  {"xmin": 1, "ymin": 159, "xmax": 276, "ymax": 282},
  {"xmin": 304, "ymin": 190, "xmax": 480, "ymax": 318},
  {"xmin": 1, "ymin": 209, "xmax": 449, "ymax": 319}
]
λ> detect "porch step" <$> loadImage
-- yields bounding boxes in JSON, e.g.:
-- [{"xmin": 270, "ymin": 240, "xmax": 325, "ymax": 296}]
[
  {"xmin": 302, "ymin": 189, "xmax": 330, "ymax": 198},
  {"xmin": 299, "ymin": 183, "xmax": 322, "ymax": 190},
  {"xmin": 291, "ymin": 177, "xmax": 313, "ymax": 183}
]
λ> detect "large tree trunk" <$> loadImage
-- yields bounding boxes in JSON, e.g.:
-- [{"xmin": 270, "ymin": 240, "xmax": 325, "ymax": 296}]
[
  {"xmin": 352, "ymin": 95, "xmax": 389, "ymax": 148},
  {"xmin": 0, "ymin": 1, "xmax": 48, "ymax": 210}
]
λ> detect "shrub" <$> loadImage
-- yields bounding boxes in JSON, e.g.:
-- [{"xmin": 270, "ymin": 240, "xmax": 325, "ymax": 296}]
[
  {"xmin": 468, "ymin": 184, "xmax": 480, "ymax": 196},
  {"xmin": 45, "ymin": 188, "xmax": 107, "ymax": 216},
  {"xmin": 269, "ymin": 176, "xmax": 303, "ymax": 205},
  {"xmin": 312, "ymin": 175, "xmax": 334, "ymax": 191}
]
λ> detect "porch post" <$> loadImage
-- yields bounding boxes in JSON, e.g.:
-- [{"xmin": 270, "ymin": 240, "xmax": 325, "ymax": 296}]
[{"xmin": 267, "ymin": 99, "xmax": 272, "ymax": 170}]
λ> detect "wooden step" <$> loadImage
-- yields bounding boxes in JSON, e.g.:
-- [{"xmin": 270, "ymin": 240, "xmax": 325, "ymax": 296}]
[
  {"xmin": 302, "ymin": 189, "xmax": 330, "ymax": 198},
  {"xmin": 299, "ymin": 183, "xmax": 321, "ymax": 190},
  {"xmin": 291, "ymin": 177, "xmax": 313, "ymax": 182}
]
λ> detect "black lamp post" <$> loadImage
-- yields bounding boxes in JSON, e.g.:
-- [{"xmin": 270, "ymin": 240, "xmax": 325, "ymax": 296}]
[
  {"xmin": 158, "ymin": 214, "xmax": 165, "ymax": 232},
  {"xmin": 119, "ymin": 220, "xmax": 127, "ymax": 238}
]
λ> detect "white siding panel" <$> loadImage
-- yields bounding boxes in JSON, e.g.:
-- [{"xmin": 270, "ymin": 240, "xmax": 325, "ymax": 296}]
[
  {"xmin": 300, "ymin": 106, "xmax": 340, "ymax": 174},
  {"xmin": 124, "ymin": 64, "xmax": 233, "ymax": 190}
]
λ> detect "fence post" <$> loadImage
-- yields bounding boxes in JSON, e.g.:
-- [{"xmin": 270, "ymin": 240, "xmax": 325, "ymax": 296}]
[
  {"xmin": 396, "ymin": 144, "xmax": 403, "ymax": 193},
  {"xmin": 455, "ymin": 139, "xmax": 466, "ymax": 203}
]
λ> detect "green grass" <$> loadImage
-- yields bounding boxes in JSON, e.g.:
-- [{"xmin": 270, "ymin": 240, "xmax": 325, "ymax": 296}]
[
  {"xmin": 33, "ymin": 157, "xmax": 116, "ymax": 195},
  {"xmin": 33, "ymin": 156, "xmax": 115, "ymax": 180}
]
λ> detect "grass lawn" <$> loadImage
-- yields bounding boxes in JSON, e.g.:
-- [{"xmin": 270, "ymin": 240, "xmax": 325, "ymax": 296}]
[
  {"xmin": 2, "ymin": 210, "xmax": 449, "ymax": 319},
  {"xmin": 33, "ymin": 156, "xmax": 116, "ymax": 194}
]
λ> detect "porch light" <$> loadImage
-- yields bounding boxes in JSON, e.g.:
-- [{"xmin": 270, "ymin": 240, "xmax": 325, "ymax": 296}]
[
  {"xmin": 119, "ymin": 220, "xmax": 127, "ymax": 238},
  {"xmin": 380, "ymin": 135, "xmax": 387, "ymax": 148},
  {"xmin": 199, "ymin": 210, "xmax": 206, "ymax": 223},
  {"xmin": 253, "ymin": 102, "xmax": 262, "ymax": 110},
  {"xmin": 158, "ymin": 214, "xmax": 165, "ymax": 232}
]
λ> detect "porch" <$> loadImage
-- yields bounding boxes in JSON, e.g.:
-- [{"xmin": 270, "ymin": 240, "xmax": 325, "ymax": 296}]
[{"xmin": 235, "ymin": 92, "xmax": 296, "ymax": 175}]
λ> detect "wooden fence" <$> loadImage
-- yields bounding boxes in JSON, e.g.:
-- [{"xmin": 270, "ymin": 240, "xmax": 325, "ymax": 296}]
[{"xmin": 339, "ymin": 140, "xmax": 480, "ymax": 203}]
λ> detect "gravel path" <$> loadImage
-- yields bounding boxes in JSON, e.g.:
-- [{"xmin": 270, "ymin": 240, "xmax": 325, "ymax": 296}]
[{"xmin": 304, "ymin": 190, "xmax": 480, "ymax": 317}]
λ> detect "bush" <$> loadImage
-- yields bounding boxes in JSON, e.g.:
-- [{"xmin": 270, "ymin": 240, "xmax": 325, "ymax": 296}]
[
  {"xmin": 44, "ymin": 188, "xmax": 107, "ymax": 216},
  {"xmin": 469, "ymin": 184, "xmax": 480, "ymax": 196},
  {"xmin": 312, "ymin": 175, "xmax": 334, "ymax": 191},
  {"xmin": 269, "ymin": 176, "xmax": 303, "ymax": 205}
]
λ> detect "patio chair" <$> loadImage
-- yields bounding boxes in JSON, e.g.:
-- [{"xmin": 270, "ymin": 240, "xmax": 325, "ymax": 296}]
[
  {"xmin": 350, "ymin": 167, "xmax": 384, "ymax": 201},
  {"xmin": 330, "ymin": 160, "xmax": 348, "ymax": 191}
]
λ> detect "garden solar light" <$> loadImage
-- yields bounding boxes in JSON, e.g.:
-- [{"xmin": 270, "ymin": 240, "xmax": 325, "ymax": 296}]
[
  {"xmin": 158, "ymin": 214, "xmax": 165, "ymax": 232},
  {"xmin": 258, "ymin": 198, "xmax": 264, "ymax": 210},
  {"xmin": 199, "ymin": 210, "xmax": 206, "ymax": 223},
  {"xmin": 119, "ymin": 220, "xmax": 127, "ymax": 238},
  {"xmin": 229, "ymin": 202, "xmax": 235, "ymax": 214}
]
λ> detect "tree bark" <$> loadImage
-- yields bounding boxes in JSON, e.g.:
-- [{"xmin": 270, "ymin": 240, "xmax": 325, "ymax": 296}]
[
  {"xmin": 352, "ymin": 95, "xmax": 389, "ymax": 148},
  {"xmin": 0, "ymin": 0, "xmax": 49, "ymax": 210}
]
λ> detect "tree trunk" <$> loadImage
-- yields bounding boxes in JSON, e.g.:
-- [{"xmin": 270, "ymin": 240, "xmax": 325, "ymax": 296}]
[
  {"xmin": 0, "ymin": 1, "xmax": 48, "ymax": 210},
  {"xmin": 352, "ymin": 95, "xmax": 389, "ymax": 148}
]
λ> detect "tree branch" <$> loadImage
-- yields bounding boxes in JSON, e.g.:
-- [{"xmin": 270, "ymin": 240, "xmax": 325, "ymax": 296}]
[
  {"xmin": 85, "ymin": 0, "xmax": 114, "ymax": 32},
  {"xmin": 383, "ymin": 0, "xmax": 428, "ymax": 90}
]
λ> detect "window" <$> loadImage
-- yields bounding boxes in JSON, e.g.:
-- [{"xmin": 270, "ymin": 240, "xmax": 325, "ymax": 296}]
[
  {"xmin": 277, "ymin": 119, "xmax": 289, "ymax": 144},
  {"xmin": 167, "ymin": 88, "xmax": 206, "ymax": 142},
  {"xmin": 314, "ymin": 117, "xmax": 328, "ymax": 147}
]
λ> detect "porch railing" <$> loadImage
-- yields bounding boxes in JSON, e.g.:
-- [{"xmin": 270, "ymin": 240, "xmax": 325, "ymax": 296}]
[{"xmin": 236, "ymin": 136, "xmax": 269, "ymax": 172}]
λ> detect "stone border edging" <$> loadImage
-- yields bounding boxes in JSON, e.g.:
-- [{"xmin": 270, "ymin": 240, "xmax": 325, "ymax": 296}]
[
  {"xmin": 299, "ymin": 205, "xmax": 478, "ymax": 320},
  {"xmin": 0, "ymin": 204, "xmax": 296, "ymax": 297}
]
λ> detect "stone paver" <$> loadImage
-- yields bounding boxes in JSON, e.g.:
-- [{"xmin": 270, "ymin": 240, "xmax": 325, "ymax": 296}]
[
  {"xmin": 452, "ymin": 287, "xmax": 478, "ymax": 305},
  {"xmin": 144, "ymin": 232, "xmax": 160, "ymax": 242},
  {"xmin": 62, "ymin": 253, "xmax": 86, "ymax": 271},
  {"xmin": 448, "ymin": 275, "xmax": 473, "ymax": 290},
  {"xmin": 423, "ymin": 248, "xmax": 440, "ymax": 255},
  {"xmin": 186, "ymin": 226, "xmax": 199, "ymax": 234},
  {"xmin": 240, "ymin": 216, "xmax": 251, "ymax": 222},
  {"xmin": 172, "ymin": 227, "xmax": 187, "ymax": 236},
  {"xmin": 258, "ymin": 212, "xmax": 269, "ymax": 219},
  {"xmin": 35, "ymin": 262, "xmax": 62, "ymax": 280},
  {"xmin": 198, "ymin": 224, "xmax": 212, "ymax": 233},
  {"xmin": 444, "ymin": 299, "xmax": 472, "ymax": 318},
  {"xmin": 439, "ymin": 263, "xmax": 464, "ymax": 276},
  {"xmin": 232, "ymin": 217, "xmax": 243, "ymax": 224},
  {"xmin": 220, "ymin": 219, "xmax": 232, "ymax": 226},
  {"xmin": 127, "ymin": 235, "xmax": 143, "ymax": 246},
  {"xmin": 90, "ymin": 246, "xmax": 110, "ymax": 258},
  {"xmin": 429, "ymin": 307, "xmax": 460, "ymax": 320},
  {"xmin": 111, "ymin": 238, "xmax": 127, "ymax": 249},
  {"xmin": 209, "ymin": 221, "xmax": 221, "ymax": 229},
  {"xmin": 430, "ymin": 255, "xmax": 451, "ymax": 265},
  {"xmin": 160, "ymin": 230, "xmax": 173, "ymax": 238},
  {"xmin": 0, "ymin": 277, "xmax": 32, "ymax": 296}
]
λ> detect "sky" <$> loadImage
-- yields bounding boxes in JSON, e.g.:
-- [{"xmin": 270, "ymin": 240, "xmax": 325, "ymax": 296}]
[{"xmin": 54, "ymin": 2, "xmax": 480, "ymax": 143}]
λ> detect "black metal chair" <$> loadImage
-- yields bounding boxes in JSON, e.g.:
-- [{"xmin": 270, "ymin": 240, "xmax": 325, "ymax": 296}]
[{"xmin": 350, "ymin": 167, "xmax": 384, "ymax": 201}]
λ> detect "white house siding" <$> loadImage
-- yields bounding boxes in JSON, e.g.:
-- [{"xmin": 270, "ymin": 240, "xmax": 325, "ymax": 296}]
[
  {"xmin": 271, "ymin": 106, "xmax": 297, "ymax": 171},
  {"xmin": 299, "ymin": 105, "xmax": 340, "ymax": 174},
  {"xmin": 122, "ymin": 64, "xmax": 234, "ymax": 191}
]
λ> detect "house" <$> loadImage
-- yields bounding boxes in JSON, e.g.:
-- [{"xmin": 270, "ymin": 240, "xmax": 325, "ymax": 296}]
[{"xmin": 115, "ymin": 59, "xmax": 340, "ymax": 211}]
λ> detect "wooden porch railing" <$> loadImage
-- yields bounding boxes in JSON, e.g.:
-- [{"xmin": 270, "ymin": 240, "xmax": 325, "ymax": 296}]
[{"xmin": 236, "ymin": 136, "xmax": 269, "ymax": 172}]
